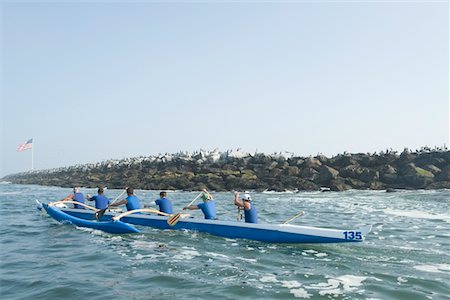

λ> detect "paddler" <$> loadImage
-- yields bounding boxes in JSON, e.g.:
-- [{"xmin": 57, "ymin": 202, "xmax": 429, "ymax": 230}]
[
  {"xmin": 86, "ymin": 187, "xmax": 110, "ymax": 210},
  {"xmin": 183, "ymin": 189, "xmax": 216, "ymax": 219},
  {"xmin": 234, "ymin": 192, "xmax": 258, "ymax": 223},
  {"xmin": 155, "ymin": 191, "xmax": 173, "ymax": 214},
  {"xmin": 61, "ymin": 187, "xmax": 85, "ymax": 209},
  {"xmin": 109, "ymin": 187, "xmax": 141, "ymax": 211}
]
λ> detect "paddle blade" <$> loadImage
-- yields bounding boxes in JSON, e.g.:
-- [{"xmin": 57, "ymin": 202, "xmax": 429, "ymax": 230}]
[
  {"xmin": 167, "ymin": 213, "xmax": 181, "ymax": 226},
  {"xmin": 95, "ymin": 208, "xmax": 107, "ymax": 220}
]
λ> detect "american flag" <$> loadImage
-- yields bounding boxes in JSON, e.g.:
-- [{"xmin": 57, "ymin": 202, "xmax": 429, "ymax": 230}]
[{"xmin": 17, "ymin": 139, "xmax": 33, "ymax": 152}]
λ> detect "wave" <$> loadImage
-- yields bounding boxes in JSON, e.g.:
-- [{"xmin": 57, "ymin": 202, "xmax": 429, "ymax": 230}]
[
  {"xmin": 383, "ymin": 209, "xmax": 450, "ymax": 223},
  {"xmin": 413, "ymin": 264, "xmax": 450, "ymax": 274}
]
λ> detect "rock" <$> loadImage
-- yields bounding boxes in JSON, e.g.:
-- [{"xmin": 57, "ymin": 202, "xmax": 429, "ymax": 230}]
[
  {"xmin": 400, "ymin": 163, "xmax": 434, "ymax": 188},
  {"xmin": 329, "ymin": 155, "xmax": 357, "ymax": 168},
  {"xmin": 315, "ymin": 154, "xmax": 328, "ymax": 164},
  {"xmin": 340, "ymin": 165, "xmax": 379, "ymax": 183},
  {"xmin": 329, "ymin": 179, "xmax": 352, "ymax": 191},
  {"xmin": 381, "ymin": 165, "xmax": 397, "ymax": 174},
  {"xmin": 422, "ymin": 165, "xmax": 441, "ymax": 175},
  {"xmin": 296, "ymin": 179, "xmax": 320, "ymax": 191},
  {"xmin": 369, "ymin": 181, "xmax": 385, "ymax": 190},
  {"xmin": 436, "ymin": 165, "xmax": 450, "ymax": 181},
  {"xmin": 300, "ymin": 167, "xmax": 319, "ymax": 182},
  {"xmin": 303, "ymin": 157, "xmax": 322, "ymax": 171},
  {"xmin": 3, "ymin": 149, "xmax": 449, "ymax": 192},
  {"xmin": 285, "ymin": 166, "xmax": 300, "ymax": 176},
  {"xmin": 380, "ymin": 173, "xmax": 399, "ymax": 184},
  {"xmin": 344, "ymin": 178, "xmax": 368, "ymax": 189},
  {"xmin": 318, "ymin": 166, "xmax": 339, "ymax": 185}
]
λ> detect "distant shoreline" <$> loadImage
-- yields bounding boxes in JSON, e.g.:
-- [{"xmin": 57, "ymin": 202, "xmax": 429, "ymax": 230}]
[{"xmin": 2, "ymin": 149, "xmax": 449, "ymax": 191}]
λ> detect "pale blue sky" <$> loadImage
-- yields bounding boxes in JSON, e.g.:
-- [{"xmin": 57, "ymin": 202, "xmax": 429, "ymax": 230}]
[{"xmin": 1, "ymin": 1, "xmax": 449, "ymax": 177}]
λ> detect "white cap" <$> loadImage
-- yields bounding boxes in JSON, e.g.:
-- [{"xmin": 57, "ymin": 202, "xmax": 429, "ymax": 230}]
[{"xmin": 242, "ymin": 193, "xmax": 252, "ymax": 201}]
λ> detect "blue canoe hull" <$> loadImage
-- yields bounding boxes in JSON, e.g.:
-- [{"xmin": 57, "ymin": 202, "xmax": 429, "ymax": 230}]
[
  {"xmin": 42, "ymin": 204, "xmax": 140, "ymax": 234},
  {"xmin": 55, "ymin": 207, "xmax": 371, "ymax": 243}
]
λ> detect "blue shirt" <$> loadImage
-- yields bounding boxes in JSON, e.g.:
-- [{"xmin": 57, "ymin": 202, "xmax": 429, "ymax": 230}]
[
  {"xmin": 244, "ymin": 204, "xmax": 258, "ymax": 223},
  {"xmin": 126, "ymin": 195, "xmax": 141, "ymax": 211},
  {"xmin": 155, "ymin": 197, "xmax": 173, "ymax": 214},
  {"xmin": 73, "ymin": 192, "xmax": 85, "ymax": 209},
  {"xmin": 197, "ymin": 201, "xmax": 216, "ymax": 219},
  {"xmin": 89, "ymin": 194, "xmax": 110, "ymax": 210}
]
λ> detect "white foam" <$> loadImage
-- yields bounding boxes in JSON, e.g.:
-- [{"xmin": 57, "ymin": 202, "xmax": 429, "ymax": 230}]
[
  {"xmin": 131, "ymin": 240, "xmax": 161, "ymax": 249},
  {"xmin": 205, "ymin": 252, "xmax": 229, "ymax": 259},
  {"xmin": 77, "ymin": 226, "xmax": 105, "ymax": 236},
  {"xmin": 306, "ymin": 275, "xmax": 367, "ymax": 296},
  {"xmin": 0, "ymin": 191, "xmax": 20, "ymax": 195},
  {"xmin": 413, "ymin": 264, "xmax": 450, "ymax": 273},
  {"xmin": 260, "ymin": 275, "xmax": 278, "ymax": 283},
  {"xmin": 172, "ymin": 250, "xmax": 201, "ymax": 260},
  {"xmin": 314, "ymin": 253, "xmax": 328, "ymax": 258},
  {"xmin": 236, "ymin": 256, "xmax": 257, "ymax": 263},
  {"xmin": 318, "ymin": 288, "xmax": 342, "ymax": 296},
  {"xmin": 397, "ymin": 277, "xmax": 408, "ymax": 284},
  {"xmin": 281, "ymin": 280, "xmax": 302, "ymax": 288},
  {"xmin": 290, "ymin": 288, "xmax": 312, "ymax": 298},
  {"xmin": 383, "ymin": 209, "xmax": 450, "ymax": 223},
  {"xmin": 304, "ymin": 249, "xmax": 318, "ymax": 254}
]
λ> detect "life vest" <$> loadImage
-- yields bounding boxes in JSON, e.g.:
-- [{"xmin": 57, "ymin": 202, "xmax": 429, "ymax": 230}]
[
  {"xmin": 244, "ymin": 205, "xmax": 258, "ymax": 223},
  {"xmin": 126, "ymin": 195, "xmax": 141, "ymax": 211},
  {"xmin": 155, "ymin": 197, "xmax": 173, "ymax": 214},
  {"xmin": 93, "ymin": 194, "xmax": 110, "ymax": 210},
  {"xmin": 73, "ymin": 192, "xmax": 85, "ymax": 209},
  {"xmin": 197, "ymin": 201, "xmax": 216, "ymax": 219}
]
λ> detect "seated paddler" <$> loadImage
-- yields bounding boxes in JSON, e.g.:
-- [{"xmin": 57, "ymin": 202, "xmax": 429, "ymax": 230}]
[
  {"xmin": 61, "ymin": 187, "xmax": 85, "ymax": 209},
  {"xmin": 155, "ymin": 191, "xmax": 173, "ymax": 214},
  {"xmin": 183, "ymin": 189, "xmax": 216, "ymax": 219},
  {"xmin": 234, "ymin": 192, "xmax": 258, "ymax": 223},
  {"xmin": 110, "ymin": 187, "xmax": 141, "ymax": 211},
  {"xmin": 86, "ymin": 187, "xmax": 110, "ymax": 210}
]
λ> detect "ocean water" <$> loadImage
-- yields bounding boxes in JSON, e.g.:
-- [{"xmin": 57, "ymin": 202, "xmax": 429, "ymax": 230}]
[{"xmin": 0, "ymin": 183, "xmax": 449, "ymax": 300}]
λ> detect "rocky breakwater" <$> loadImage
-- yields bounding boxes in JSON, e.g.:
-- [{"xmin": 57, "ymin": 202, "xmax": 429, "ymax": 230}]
[{"xmin": 3, "ymin": 148, "xmax": 450, "ymax": 191}]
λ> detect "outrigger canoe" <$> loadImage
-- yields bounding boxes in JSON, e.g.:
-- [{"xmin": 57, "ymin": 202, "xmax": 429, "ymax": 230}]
[{"xmin": 37, "ymin": 201, "xmax": 372, "ymax": 243}]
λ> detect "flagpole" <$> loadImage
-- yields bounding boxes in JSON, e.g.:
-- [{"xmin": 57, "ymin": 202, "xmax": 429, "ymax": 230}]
[{"xmin": 31, "ymin": 142, "xmax": 34, "ymax": 171}]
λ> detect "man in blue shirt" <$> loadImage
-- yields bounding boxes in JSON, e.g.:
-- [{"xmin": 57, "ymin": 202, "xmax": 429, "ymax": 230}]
[
  {"xmin": 61, "ymin": 187, "xmax": 85, "ymax": 209},
  {"xmin": 155, "ymin": 191, "xmax": 173, "ymax": 214},
  {"xmin": 110, "ymin": 187, "xmax": 141, "ymax": 211},
  {"xmin": 87, "ymin": 187, "xmax": 110, "ymax": 210},
  {"xmin": 184, "ymin": 189, "xmax": 216, "ymax": 219},
  {"xmin": 234, "ymin": 192, "xmax": 258, "ymax": 223}
]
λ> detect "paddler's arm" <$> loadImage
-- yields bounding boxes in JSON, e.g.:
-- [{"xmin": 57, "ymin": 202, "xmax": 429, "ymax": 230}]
[
  {"xmin": 234, "ymin": 192, "xmax": 244, "ymax": 208},
  {"xmin": 110, "ymin": 199, "xmax": 127, "ymax": 207},
  {"xmin": 60, "ymin": 194, "xmax": 74, "ymax": 202},
  {"xmin": 183, "ymin": 205, "xmax": 199, "ymax": 210}
]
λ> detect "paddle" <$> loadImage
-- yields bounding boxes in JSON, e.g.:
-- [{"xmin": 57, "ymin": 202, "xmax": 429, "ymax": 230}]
[
  {"xmin": 283, "ymin": 211, "xmax": 305, "ymax": 224},
  {"xmin": 167, "ymin": 191, "xmax": 203, "ymax": 226},
  {"xmin": 237, "ymin": 207, "xmax": 243, "ymax": 221},
  {"xmin": 95, "ymin": 189, "xmax": 127, "ymax": 220}
]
